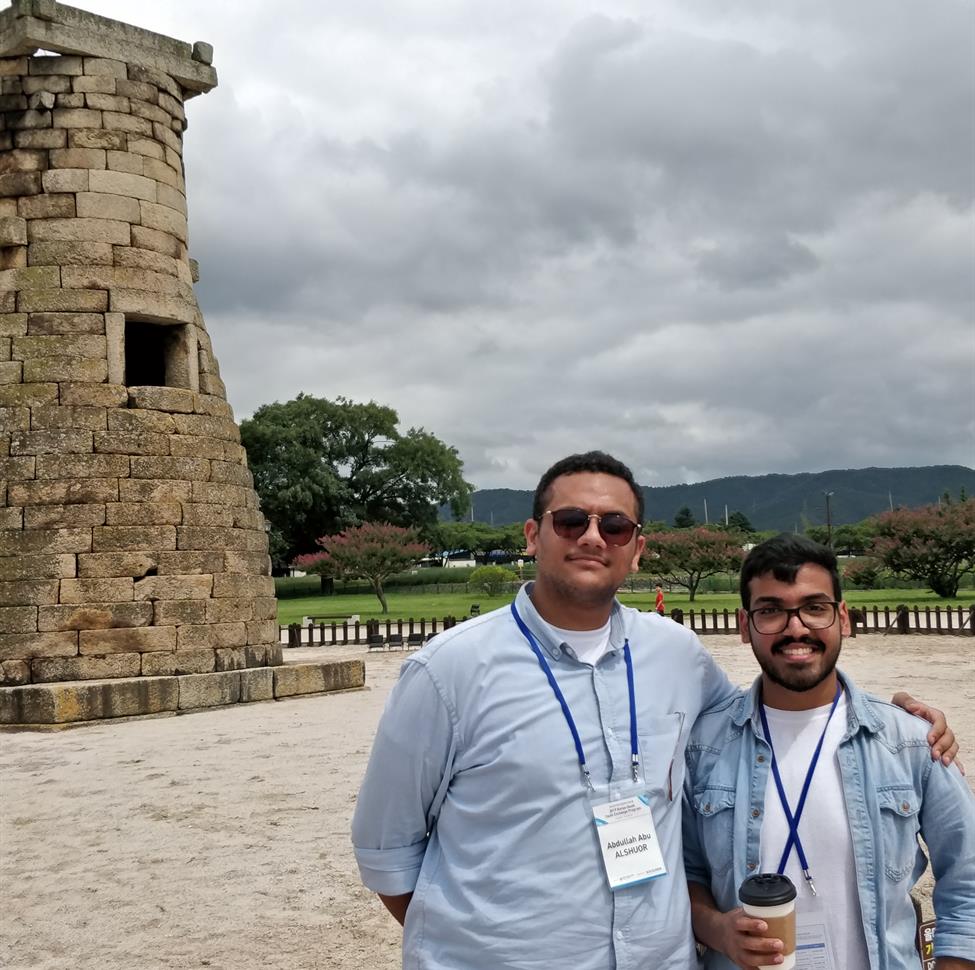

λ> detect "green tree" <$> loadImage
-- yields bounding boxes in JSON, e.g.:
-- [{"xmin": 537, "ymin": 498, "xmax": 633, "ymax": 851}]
[
  {"xmin": 674, "ymin": 506, "xmax": 696, "ymax": 528},
  {"xmin": 240, "ymin": 395, "xmax": 472, "ymax": 566},
  {"xmin": 644, "ymin": 527, "xmax": 745, "ymax": 601},
  {"xmin": 430, "ymin": 522, "xmax": 525, "ymax": 564},
  {"xmin": 869, "ymin": 499, "xmax": 975, "ymax": 598},
  {"xmin": 293, "ymin": 522, "xmax": 429, "ymax": 613},
  {"xmin": 469, "ymin": 564, "xmax": 518, "ymax": 595},
  {"xmin": 723, "ymin": 511, "xmax": 754, "ymax": 533}
]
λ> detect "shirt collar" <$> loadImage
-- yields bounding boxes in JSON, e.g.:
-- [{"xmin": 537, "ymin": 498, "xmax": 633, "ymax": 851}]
[
  {"xmin": 514, "ymin": 583, "xmax": 628, "ymax": 661},
  {"xmin": 732, "ymin": 669, "xmax": 883, "ymax": 737}
]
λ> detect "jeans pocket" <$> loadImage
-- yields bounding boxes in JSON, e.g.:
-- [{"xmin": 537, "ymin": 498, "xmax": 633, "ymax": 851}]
[
  {"xmin": 692, "ymin": 787, "xmax": 737, "ymax": 878},
  {"xmin": 878, "ymin": 787, "xmax": 921, "ymax": 882}
]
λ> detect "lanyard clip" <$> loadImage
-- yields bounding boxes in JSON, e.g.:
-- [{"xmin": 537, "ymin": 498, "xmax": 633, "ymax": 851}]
[
  {"xmin": 631, "ymin": 754, "xmax": 640, "ymax": 783},
  {"xmin": 581, "ymin": 765, "xmax": 595, "ymax": 792},
  {"xmin": 803, "ymin": 868, "xmax": 818, "ymax": 897}
]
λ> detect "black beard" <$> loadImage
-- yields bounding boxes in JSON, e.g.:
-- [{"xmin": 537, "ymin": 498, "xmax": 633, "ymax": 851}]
[{"xmin": 757, "ymin": 635, "xmax": 840, "ymax": 695}]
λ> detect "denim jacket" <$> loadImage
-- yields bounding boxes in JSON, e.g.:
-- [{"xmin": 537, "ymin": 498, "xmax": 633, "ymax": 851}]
[{"xmin": 682, "ymin": 671, "xmax": 975, "ymax": 968}]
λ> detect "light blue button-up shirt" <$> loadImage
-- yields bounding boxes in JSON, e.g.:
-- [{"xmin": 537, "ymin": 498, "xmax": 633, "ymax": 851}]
[
  {"xmin": 352, "ymin": 584, "xmax": 736, "ymax": 970},
  {"xmin": 682, "ymin": 671, "xmax": 975, "ymax": 969}
]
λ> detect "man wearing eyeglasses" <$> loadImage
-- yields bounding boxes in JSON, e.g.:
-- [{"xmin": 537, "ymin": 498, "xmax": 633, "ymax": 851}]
[
  {"xmin": 352, "ymin": 454, "xmax": 957, "ymax": 970},
  {"xmin": 683, "ymin": 534, "xmax": 974, "ymax": 969}
]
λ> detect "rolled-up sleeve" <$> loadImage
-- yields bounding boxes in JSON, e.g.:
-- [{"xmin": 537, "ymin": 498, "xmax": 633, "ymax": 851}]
[
  {"xmin": 922, "ymin": 761, "xmax": 975, "ymax": 959},
  {"xmin": 351, "ymin": 657, "xmax": 458, "ymax": 896}
]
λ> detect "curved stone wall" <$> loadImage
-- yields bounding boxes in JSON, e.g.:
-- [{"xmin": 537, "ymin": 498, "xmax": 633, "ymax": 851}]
[{"xmin": 0, "ymin": 50, "xmax": 280, "ymax": 688}]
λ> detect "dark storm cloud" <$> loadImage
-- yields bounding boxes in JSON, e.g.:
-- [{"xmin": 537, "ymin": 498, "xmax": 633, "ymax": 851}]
[{"xmin": 78, "ymin": 1, "xmax": 975, "ymax": 488}]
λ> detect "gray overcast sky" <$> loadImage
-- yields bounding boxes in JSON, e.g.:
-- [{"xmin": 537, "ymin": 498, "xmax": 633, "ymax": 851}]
[{"xmin": 70, "ymin": 1, "xmax": 975, "ymax": 489}]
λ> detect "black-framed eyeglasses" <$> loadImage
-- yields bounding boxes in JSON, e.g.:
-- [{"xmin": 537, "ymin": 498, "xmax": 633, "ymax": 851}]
[
  {"xmin": 746, "ymin": 602, "xmax": 840, "ymax": 635},
  {"xmin": 539, "ymin": 508, "xmax": 641, "ymax": 546}
]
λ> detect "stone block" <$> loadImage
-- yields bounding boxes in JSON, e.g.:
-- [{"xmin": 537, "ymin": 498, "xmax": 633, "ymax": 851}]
[
  {"xmin": 173, "ymin": 648, "xmax": 214, "ymax": 675},
  {"xmin": 251, "ymin": 597, "xmax": 279, "ymax": 620},
  {"xmin": 58, "ymin": 578, "xmax": 134, "ymax": 604},
  {"xmin": 117, "ymin": 479, "xmax": 192, "ymax": 503},
  {"xmin": 130, "ymin": 99, "xmax": 169, "ymax": 126},
  {"xmin": 176, "ymin": 622, "xmax": 246, "ymax": 651},
  {"xmin": 129, "ymin": 224, "xmax": 180, "ymax": 257},
  {"xmin": 29, "ymin": 56, "xmax": 84, "ymax": 77},
  {"xmin": 273, "ymin": 661, "xmax": 365, "ymax": 698},
  {"xmin": 102, "ymin": 112, "xmax": 152, "ymax": 136},
  {"xmin": 0, "ymin": 660, "xmax": 30, "ymax": 686},
  {"xmin": 76, "ymin": 552, "xmax": 157, "ymax": 579},
  {"xmin": 105, "ymin": 150, "xmax": 144, "ymax": 175},
  {"xmin": 232, "ymin": 509, "xmax": 267, "ymax": 532},
  {"xmin": 62, "ymin": 265, "xmax": 182, "ymax": 296},
  {"xmin": 153, "ymin": 599, "xmax": 206, "ymax": 626},
  {"xmin": 14, "ymin": 333, "xmax": 107, "ymax": 360},
  {"xmin": 79, "ymin": 625, "xmax": 176, "ymax": 656},
  {"xmin": 105, "ymin": 501, "xmax": 181, "ymax": 526},
  {"xmin": 29, "ymin": 241, "xmax": 113, "ymax": 265},
  {"xmin": 172, "ymin": 413, "xmax": 236, "ymax": 439},
  {"xmin": 69, "ymin": 129, "xmax": 126, "ymax": 150},
  {"xmin": 0, "ymin": 314, "xmax": 29, "ymax": 337},
  {"xmin": 10, "ymin": 428, "xmax": 93, "ymax": 455},
  {"xmin": 93, "ymin": 431, "xmax": 170, "ymax": 456},
  {"xmin": 32, "ymin": 652, "xmax": 141, "ymax": 683},
  {"xmin": 52, "ymin": 108, "xmax": 103, "ymax": 128},
  {"xmin": 59, "ymin": 383, "xmax": 127, "ymax": 406},
  {"xmin": 156, "ymin": 551, "xmax": 223, "ymax": 575},
  {"xmin": 113, "ymin": 246, "xmax": 180, "ymax": 277},
  {"xmin": 9, "ymin": 478, "xmax": 117, "ymax": 506},
  {"xmin": 239, "ymin": 667, "xmax": 274, "ymax": 702},
  {"xmin": 168, "ymin": 435, "xmax": 225, "ymax": 460},
  {"xmin": 0, "ymin": 406, "xmax": 29, "ymax": 432},
  {"xmin": 178, "ymin": 670, "xmax": 240, "ymax": 710},
  {"xmin": 134, "ymin": 574, "xmax": 212, "ymax": 601},
  {"xmin": 0, "ymin": 454, "xmax": 34, "ymax": 478},
  {"xmin": 88, "ymin": 169, "xmax": 157, "ymax": 202},
  {"xmin": 35, "ymin": 453, "xmax": 129, "ymax": 479},
  {"xmin": 73, "ymin": 76, "xmax": 117, "ymax": 95},
  {"xmin": 0, "ymin": 580, "xmax": 59, "ymax": 606},
  {"xmin": 49, "ymin": 146, "xmax": 106, "ymax": 169},
  {"xmin": 153, "ymin": 123, "xmax": 182, "ymax": 156},
  {"xmin": 125, "ymin": 385, "xmax": 196, "ymax": 413},
  {"xmin": 17, "ymin": 289, "xmax": 109, "ymax": 313},
  {"xmin": 265, "ymin": 644, "xmax": 284, "ymax": 667},
  {"xmin": 23, "ymin": 502, "xmax": 105, "ymax": 529},
  {"xmin": 0, "ymin": 216, "xmax": 27, "ymax": 246},
  {"xmin": 83, "ymin": 58, "xmax": 127, "ymax": 79},
  {"xmin": 3, "ymin": 112, "xmax": 51, "ymax": 134},
  {"xmin": 139, "ymin": 199, "xmax": 186, "ymax": 240},
  {"xmin": 116, "ymin": 79, "xmax": 157, "ymax": 101},
  {"xmin": 52, "ymin": 93, "xmax": 83, "ymax": 110},
  {"xmin": 28, "ymin": 217, "xmax": 130, "ymax": 245},
  {"xmin": 130, "ymin": 456, "xmax": 209, "ymax": 481},
  {"xmin": 30, "ymin": 405, "xmax": 107, "ymax": 430},
  {"xmin": 246, "ymin": 620, "xmax": 278, "ymax": 645},
  {"xmin": 0, "ymin": 362, "xmax": 24, "ymax": 386},
  {"xmin": 177, "ymin": 527, "xmax": 263, "ymax": 552},
  {"xmin": 0, "ymin": 554, "xmax": 75, "ymax": 582},
  {"xmin": 212, "ymin": 574, "xmax": 275, "ymax": 600},
  {"xmin": 180, "ymin": 503, "xmax": 232, "ymax": 527},
  {"xmin": 14, "ymin": 129, "xmax": 67, "ymax": 149},
  {"xmin": 0, "ymin": 527, "xmax": 91, "ymax": 555},
  {"xmin": 0, "ymin": 172, "xmax": 42, "ymax": 197},
  {"xmin": 0, "ymin": 606, "xmax": 38, "ymax": 634},
  {"xmin": 84, "ymin": 93, "xmax": 130, "ymax": 113},
  {"xmin": 91, "ymin": 525, "xmax": 177, "ymax": 552},
  {"xmin": 109, "ymin": 290, "xmax": 196, "ymax": 324},
  {"xmin": 0, "ymin": 149, "xmax": 46, "ymax": 174},
  {"xmin": 194, "ymin": 395, "xmax": 234, "ymax": 419},
  {"xmin": 23, "ymin": 356, "xmax": 109, "ymax": 383},
  {"xmin": 209, "ymin": 462, "xmax": 253, "ymax": 487},
  {"xmin": 38, "ymin": 601, "xmax": 152, "ymax": 632},
  {"xmin": 142, "ymin": 156, "xmax": 180, "ymax": 189},
  {"xmin": 75, "ymin": 192, "xmax": 141, "ymax": 223},
  {"xmin": 206, "ymin": 598, "xmax": 253, "ymax": 624},
  {"xmin": 0, "ymin": 508, "xmax": 23, "ymax": 530},
  {"xmin": 141, "ymin": 651, "xmax": 175, "ymax": 676},
  {"xmin": 214, "ymin": 646, "xmax": 247, "ymax": 671},
  {"xmin": 0, "ymin": 630, "xmax": 77, "ymax": 661},
  {"xmin": 0, "ymin": 674, "xmax": 178, "ymax": 723},
  {"xmin": 41, "ymin": 168, "xmax": 89, "ymax": 193}
]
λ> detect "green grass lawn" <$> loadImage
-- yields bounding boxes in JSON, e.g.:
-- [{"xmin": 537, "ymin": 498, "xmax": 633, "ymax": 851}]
[{"xmin": 276, "ymin": 586, "xmax": 972, "ymax": 625}]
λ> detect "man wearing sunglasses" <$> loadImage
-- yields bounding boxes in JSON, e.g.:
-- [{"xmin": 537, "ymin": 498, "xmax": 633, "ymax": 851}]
[
  {"xmin": 352, "ymin": 453, "xmax": 958, "ymax": 970},
  {"xmin": 683, "ymin": 535, "xmax": 974, "ymax": 969}
]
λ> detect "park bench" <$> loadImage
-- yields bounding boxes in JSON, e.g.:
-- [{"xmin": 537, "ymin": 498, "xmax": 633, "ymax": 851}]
[
  {"xmin": 387, "ymin": 633, "xmax": 404, "ymax": 650},
  {"xmin": 366, "ymin": 633, "xmax": 386, "ymax": 651},
  {"xmin": 407, "ymin": 632, "xmax": 426, "ymax": 650},
  {"xmin": 469, "ymin": 604, "xmax": 480, "ymax": 616}
]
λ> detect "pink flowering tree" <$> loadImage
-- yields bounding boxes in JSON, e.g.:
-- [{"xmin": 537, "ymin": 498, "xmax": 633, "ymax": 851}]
[
  {"xmin": 294, "ymin": 522, "xmax": 429, "ymax": 613},
  {"xmin": 869, "ymin": 499, "xmax": 975, "ymax": 598},
  {"xmin": 643, "ymin": 528, "xmax": 746, "ymax": 602}
]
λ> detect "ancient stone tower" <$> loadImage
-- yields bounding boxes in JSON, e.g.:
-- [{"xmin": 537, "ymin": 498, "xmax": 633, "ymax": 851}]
[{"xmin": 0, "ymin": 2, "xmax": 362, "ymax": 725}]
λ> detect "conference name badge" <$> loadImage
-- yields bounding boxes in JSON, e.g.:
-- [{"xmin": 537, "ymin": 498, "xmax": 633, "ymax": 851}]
[{"xmin": 591, "ymin": 793, "xmax": 667, "ymax": 890}]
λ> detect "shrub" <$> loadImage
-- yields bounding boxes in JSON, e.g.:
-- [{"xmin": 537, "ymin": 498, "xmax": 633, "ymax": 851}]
[{"xmin": 469, "ymin": 564, "xmax": 519, "ymax": 595}]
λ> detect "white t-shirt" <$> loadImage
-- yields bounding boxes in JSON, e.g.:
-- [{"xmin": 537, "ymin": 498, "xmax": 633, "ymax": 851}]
[
  {"xmin": 546, "ymin": 619, "xmax": 612, "ymax": 666},
  {"xmin": 759, "ymin": 693, "xmax": 871, "ymax": 970}
]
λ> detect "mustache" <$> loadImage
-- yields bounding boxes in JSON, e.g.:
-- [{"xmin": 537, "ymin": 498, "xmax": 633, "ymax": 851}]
[{"xmin": 771, "ymin": 635, "xmax": 824, "ymax": 653}]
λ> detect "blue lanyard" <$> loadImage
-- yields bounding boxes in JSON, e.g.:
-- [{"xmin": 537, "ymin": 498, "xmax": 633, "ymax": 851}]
[
  {"xmin": 510, "ymin": 602, "xmax": 640, "ymax": 791},
  {"xmin": 758, "ymin": 682, "xmax": 843, "ymax": 897}
]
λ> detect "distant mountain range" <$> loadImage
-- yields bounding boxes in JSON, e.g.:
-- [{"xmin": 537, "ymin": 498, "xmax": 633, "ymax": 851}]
[{"xmin": 464, "ymin": 465, "xmax": 975, "ymax": 532}]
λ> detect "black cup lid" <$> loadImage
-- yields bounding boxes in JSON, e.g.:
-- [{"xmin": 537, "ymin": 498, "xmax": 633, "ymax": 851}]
[{"xmin": 739, "ymin": 873, "xmax": 797, "ymax": 907}]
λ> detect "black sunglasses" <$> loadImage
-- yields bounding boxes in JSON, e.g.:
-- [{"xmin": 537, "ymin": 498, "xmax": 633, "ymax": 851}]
[{"xmin": 540, "ymin": 508, "xmax": 641, "ymax": 546}]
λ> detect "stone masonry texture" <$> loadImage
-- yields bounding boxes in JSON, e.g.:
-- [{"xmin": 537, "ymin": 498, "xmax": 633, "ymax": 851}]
[{"xmin": 0, "ymin": 3, "xmax": 281, "ymax": 692}]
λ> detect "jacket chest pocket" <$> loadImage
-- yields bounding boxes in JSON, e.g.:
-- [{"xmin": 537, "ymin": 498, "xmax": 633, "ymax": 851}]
[
  {"xmin": 878, "ymin": 787, "xmax": 921, "ymax": 882},
  {"xmin": 692, "ymin": 787, "xmax": 737, "ymax": 878}
]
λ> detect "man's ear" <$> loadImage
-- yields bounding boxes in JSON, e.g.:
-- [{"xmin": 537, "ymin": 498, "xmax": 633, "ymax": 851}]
[
  {"xmin": 629, "ymin": 535, "xmax": 646, "ymax": 573},
  {"xmin": 739, "ymin": 608, "xmax": 752, "ymax": 644},
  {"xmin": 524, "ymin": 518, "xmax": 539, "ymax": 557},
  {"xmin": 839, "ymin": 600, "xmax": 851, "ymax": 637}
]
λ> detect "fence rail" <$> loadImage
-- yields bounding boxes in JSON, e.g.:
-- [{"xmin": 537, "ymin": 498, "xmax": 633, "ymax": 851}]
[{"xmin": 281, "ymin": 604, "xmax": 975, "ymax": 646}]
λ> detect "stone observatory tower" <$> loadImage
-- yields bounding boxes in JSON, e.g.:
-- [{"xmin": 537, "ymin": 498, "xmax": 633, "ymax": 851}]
[{"xmin": 0, "ymin": 2, "xmax": 363, "ymax": 725}]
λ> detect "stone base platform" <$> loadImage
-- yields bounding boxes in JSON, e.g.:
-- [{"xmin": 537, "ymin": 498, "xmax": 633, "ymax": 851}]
[{"xmin": 0, "ymin": 660, "xmax": 365, "ymax": 728}]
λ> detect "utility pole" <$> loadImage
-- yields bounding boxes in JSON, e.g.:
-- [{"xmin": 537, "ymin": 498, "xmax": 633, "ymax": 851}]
[
  {"xmin": 823, "ymin": 490, "xmax": 834, "ymax": 546},
  {"xmin": 703, "ymin": 498, "xmax": 709, "ymax": 524}
]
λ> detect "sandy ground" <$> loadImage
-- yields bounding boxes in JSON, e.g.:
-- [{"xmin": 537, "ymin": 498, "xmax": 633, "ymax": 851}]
[{"xmin": 1, "ymin": 633, "xmax": 973, "ymax": 970}]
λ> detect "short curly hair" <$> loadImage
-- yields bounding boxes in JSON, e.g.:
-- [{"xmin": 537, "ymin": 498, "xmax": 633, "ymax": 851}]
[
  {"xmin": 532, "ymin": 451, "xmax": 644, "ymax": 523},
  {"xmin": 739, "ymin": 534, "xmax": 842, "ymax": 608}
]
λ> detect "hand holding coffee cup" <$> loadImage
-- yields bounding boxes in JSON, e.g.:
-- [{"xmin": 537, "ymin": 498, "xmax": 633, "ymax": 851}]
[{"xmin": 738, "ymin": 874, "xmax": 797, "ymax": 970}]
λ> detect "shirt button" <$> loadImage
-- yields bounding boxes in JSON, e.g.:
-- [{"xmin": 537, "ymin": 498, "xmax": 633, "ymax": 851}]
[
  {"xmin": 902, "ymin": 802, "xmax": 910, "ymax": 812},
  {"xmin": 756, "ymin": 755, "xmax": 765, "ymax": 763},
  {"xmin": 747, "ymin": 862, "xmax": 757, "ymax": 871},
  {"xmin": 616, "ymin": 931, "xmax": 624, "ymax": 940},
  {"xmin": 751, "ymin": 809, "xmax": 761, "ymax": 818},
  {"xmin": 704, "ymin": 802, "xmax": 711, "ymax": 813}
]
